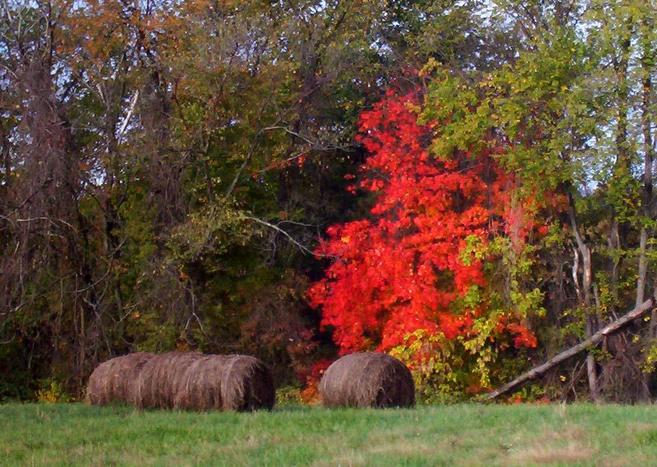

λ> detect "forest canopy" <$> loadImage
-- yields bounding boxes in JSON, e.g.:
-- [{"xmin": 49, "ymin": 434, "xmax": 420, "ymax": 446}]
[{"xmin": 1, "ymin": 0, "xmax": 657, "ymax": 403}]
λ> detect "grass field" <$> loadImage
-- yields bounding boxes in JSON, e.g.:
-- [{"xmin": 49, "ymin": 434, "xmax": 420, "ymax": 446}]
[{"xmin": 2, "ymin": 403, "xmax": 657, "ymax": 466}]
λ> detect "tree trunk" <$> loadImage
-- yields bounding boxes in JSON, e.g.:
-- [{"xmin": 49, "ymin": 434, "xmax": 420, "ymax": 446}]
[
  {"xmin": 568, "ymin": 194, "xmax": 600, "ymax": 401},
  {"xmin": 611, "ymin": 23, "xmax": 632, "ymax": 315},
  {"xmin": 638, "ymin": 20, "xmax": 655, "ymax": 333}
]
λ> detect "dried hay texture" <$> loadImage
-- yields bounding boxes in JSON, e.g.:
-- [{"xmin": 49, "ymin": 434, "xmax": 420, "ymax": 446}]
[
  {"xmin": 86, "ymin": 352, "xmax": 154, "ymax": 405},
  {"xmin": 319, "ymin": 352, "xmax": 415, "ymax": 408},
  {"xmin": 133, "ymin": 351, "xmax": 203, "ymax": 409},
  {"xmin": 87, "ymin": 352, "xmax": 274, "ymax": 412}
]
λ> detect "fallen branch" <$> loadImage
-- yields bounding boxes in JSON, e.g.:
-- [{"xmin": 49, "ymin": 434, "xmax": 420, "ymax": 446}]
[{"xmin": 484, "ymin": 295, "xmax": 656, "ymax": 400}]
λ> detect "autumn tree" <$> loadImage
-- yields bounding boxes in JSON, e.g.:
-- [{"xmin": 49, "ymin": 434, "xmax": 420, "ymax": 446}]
[{"xmin": 308, "ymin": 90, "xmax": 542, "ymax": 399}]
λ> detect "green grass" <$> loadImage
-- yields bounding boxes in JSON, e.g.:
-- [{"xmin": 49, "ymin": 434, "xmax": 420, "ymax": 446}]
[{"xmin": 2, "ymin": 403, "xmax": 657, "ymax": 466}]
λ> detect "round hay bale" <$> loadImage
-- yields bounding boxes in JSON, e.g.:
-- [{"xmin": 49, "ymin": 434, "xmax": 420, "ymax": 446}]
[
  {"xmin": 133, "ymin": 352, "xmax": 203, "ymax": 409},
  {"xmin": 218, "ymin": 354, "xmax": 275, "ymax": 411},
  {"xmin": 319, "ymin": 352, "xmax": 415, "ymax": 408},
  {"xmin": 88, "ymin": 351, "xmax": 274, "ymax": 411},
  {"xmin": 86, "ymin": 352, "xmax": 154, "ymax": 405}
]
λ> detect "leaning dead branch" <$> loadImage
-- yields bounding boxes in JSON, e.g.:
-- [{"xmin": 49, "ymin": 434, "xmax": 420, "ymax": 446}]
[{"xmin": 485, "ymin": 295, "xmax": 656, "ymax": 400}]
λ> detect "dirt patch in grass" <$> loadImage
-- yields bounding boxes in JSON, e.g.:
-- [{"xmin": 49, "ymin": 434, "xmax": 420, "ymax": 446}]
[
  {"xmin": 367, "ymin": 437, "xmax": 438, "ymax": 457},
  {"xmin": 511, "ymin": 442, "xmax": 594, "ymax": 464},
  {"xmin": 509, "ymin": 426, "xmax": 595, "ymax": 465},
  {"xmin": 312, "ymin": 453, "xmax": 367, "ymax": 467}
]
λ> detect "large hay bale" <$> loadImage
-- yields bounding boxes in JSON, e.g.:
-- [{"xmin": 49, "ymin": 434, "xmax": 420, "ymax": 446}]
[
  {"xmin": 87, "ymin": 351, "xmax": 275, "ymax": 412},
  {"xmin": 171, "ymin": 354, "xmax": 275, "ymax": 411},
  {"xmin": 319, "ymin": 352, "xmax": 415, "ymax": 408},
  {"xmin": 133, "ymin": 352, "xmax": 204, "ymax": 409},
  {"xmin": 86, "ymin": 352, "xmax": 154, "ymax": 405}
]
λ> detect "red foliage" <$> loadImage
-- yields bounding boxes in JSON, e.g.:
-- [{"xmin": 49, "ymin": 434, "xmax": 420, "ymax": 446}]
[
  {"xmin": 307, "ymin": 90, "xmax": 537, "ymax": 356},
  {"xmin": 507, "ymin": 322, "xmax": 538, "ymax": 349}
]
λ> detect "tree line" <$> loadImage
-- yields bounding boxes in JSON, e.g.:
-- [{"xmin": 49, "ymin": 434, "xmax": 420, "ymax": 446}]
[{"xmin": 1, "ymin": 0, "xmax": 656, "ymax": 403}]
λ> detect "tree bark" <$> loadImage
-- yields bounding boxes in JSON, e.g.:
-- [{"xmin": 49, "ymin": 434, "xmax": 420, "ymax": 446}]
[
  {"xmin": 568, "ymin": 194, "xmax": 600, "ymax": 401},
  {"xmin": 484, "ymin": 295, "xmax": 656, "ymax": 401},
  {"xmin": 638, "ymin": 18, "xmax": 655, "ymax": 332}
]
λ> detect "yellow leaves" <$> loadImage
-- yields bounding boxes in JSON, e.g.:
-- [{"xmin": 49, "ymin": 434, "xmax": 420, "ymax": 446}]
[
  {"xmin": 419, "ymin": 57, "xmax": 440, "ymax": 77},
  {"xmin": 36, "ymin": 381, "xmax": 70, "ymax": 403},
  {"xmin": 340, "ymin": 236, "xmax": 351, "ymax": 244},
  {"xmin": 642, "ymin": 343, "xmax": 657, "ymax": 373},
  {"xmin": 405, "ymin": 102, "xmax": 422, "ymax": 114}
]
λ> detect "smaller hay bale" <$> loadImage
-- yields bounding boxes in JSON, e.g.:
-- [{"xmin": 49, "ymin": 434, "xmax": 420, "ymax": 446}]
[
  {"xmin": 319, "ymin": 352, "xmax": 415, "ymax": 408},
  {"xmin": 86, "ymin": 352, "xmax": 154, "ymax": 405}
]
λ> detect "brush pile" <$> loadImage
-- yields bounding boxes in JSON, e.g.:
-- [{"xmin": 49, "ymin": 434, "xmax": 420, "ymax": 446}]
[
  {"xmin": 319, "ymin": 352, "xmax": 415, "ymax": 408},
  {"xmin": 87, "ymin": 352, "xmax": 275, "ymax": 411}
]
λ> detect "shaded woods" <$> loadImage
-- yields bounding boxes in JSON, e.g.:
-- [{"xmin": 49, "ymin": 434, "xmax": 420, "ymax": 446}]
[
  {"xmin": 1, "ymin": 0, "xmax": 468, "ymax": 398},
  {"xmin": 2, "ymin": 0, "xmax": 657, "ymax": 404}
]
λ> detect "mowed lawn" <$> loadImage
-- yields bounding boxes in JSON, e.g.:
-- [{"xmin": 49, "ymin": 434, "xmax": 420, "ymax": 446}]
[{"xmin": 2, "ymin": 403, "xmax": 657, "ymax": 466}]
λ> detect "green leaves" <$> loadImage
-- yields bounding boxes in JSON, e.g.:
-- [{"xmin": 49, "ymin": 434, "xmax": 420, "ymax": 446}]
[
  {"xmin": 423, "ymin": 26, "xmax": 593, "ymax": 194},
  {"xmin": 167, "ymin": 202, "xmax": 258, "ymax": 267}
]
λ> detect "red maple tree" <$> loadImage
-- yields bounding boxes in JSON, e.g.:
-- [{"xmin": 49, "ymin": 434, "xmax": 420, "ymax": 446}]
[{"xmin": 307, "ymin": 90, "xmax": 537, "ymax": 358}]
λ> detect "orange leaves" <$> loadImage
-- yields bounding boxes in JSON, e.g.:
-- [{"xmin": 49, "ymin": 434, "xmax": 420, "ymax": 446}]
[{"xmin": 298, "ymin": 359, "xmax": 331, "ymax": 404}]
